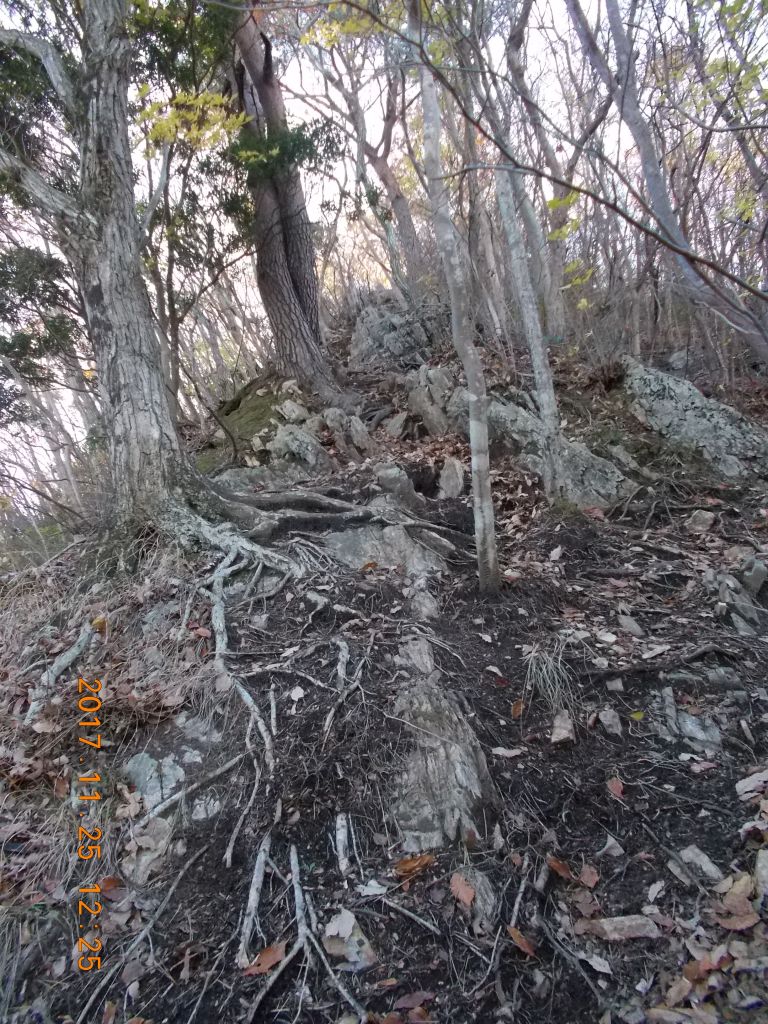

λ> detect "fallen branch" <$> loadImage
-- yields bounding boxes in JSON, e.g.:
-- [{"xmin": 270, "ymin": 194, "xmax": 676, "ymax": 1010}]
[
  {"xmin": 77, "ymin": 844, "xmax": 210, "ymax": 1024},
  {"xmin": 133, "ymin": 753, "xmax": 244, "ymax": 832},
  {"xmin": 236, "ymin": 832, "xmax": 272, "ymax": 967},
  {"xmin": 25, "ymin": 620, "xmax": 94, "ymax": 725}
]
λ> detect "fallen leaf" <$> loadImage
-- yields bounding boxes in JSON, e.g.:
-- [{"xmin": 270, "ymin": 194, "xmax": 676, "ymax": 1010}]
[
  {"xmin": 91, "ymin": 615, "xmax": 108, "ymax": 634},
  {"xmin": 243, "ymin": 941, "xmax": 287, "ymax": 976},
  {"xmin": 491, "ymin": 747, "xmax": 525, "ymax": 758},
  {"xmin": 511, "ymin": 698, "xmax": 524, "ymax": 719},
  {"xmin": 546, "ymin": 855, "xmax": 574, "ymax": 881},
  {"xmin": 450, "ymin": 872, "xmax": 476, "ymax": 908},
  {"xmin": 579, "ymin": 864, "xmax": 600, "ymax": 889},
  {"xmin": 607, "ymin": 776, "xmax": 625, "ymax": 800},
  {"xmin": 629, "ymin": 710, "xmax": 645, "ymax": 721},
  {"xmin": 99, "ymin": 876, "xmax": 127, "ymax": 901},
  {"xmin": 582, "ymin": 953, "xmax": 612, "ymax": 974},
  {"xmin": 549, "ymin": 545, "xmax": 563, "ymax": 561},
  {"xmin": 715, "ymin": 910, "xmax": 760, "ymax": 931},
  {"xmin": 102, "ymin": 1003, "xmax": 117, "ymax": 1024},
  {"xmin": 360, "ymin": 561, "xmax": 378, "ymax": 572},
  {"xmin": 193, "ymin": 626, "xmax": 211, "ymax": 639},
  {"xmin": 507, "ymin": 925, "xmax": 537, "ymax": 957},
  {"xmin": 393, "ymin": 991, "xmax": 435, "ymax": 1010},
  {"xmin": 407, "ymin": 1010, "xmax": 431, "ymax": 1023},
  {"xmin": 394, "ymin": 854, "xmax": 435, "ymax": 880},
  {"xmin": 736, "ymin": 769, "xmax": 768, "ymax": 801},
  {"xmin": 325, "ymin": 909, "xmax": 355, "ymax": 939},
  {"xmin": 665, "ymin": 976, "xmax": 692, "ymax": 1006}
]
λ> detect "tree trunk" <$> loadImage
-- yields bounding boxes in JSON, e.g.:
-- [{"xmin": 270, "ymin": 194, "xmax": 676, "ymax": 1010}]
[
  {"xmin": 235, "ymin": 10, "xmax": 338, "ymax": 398},
  {"xmin": 495, "ymin": 167, "xmax": 563, "ymax": 497},
  {"xmin": 409, "ymin": 5, "xmax": 499, "ymax": 592},
  {"xmin": 70, "ymin": 0, "xmax": 188, "ymax": 516}
]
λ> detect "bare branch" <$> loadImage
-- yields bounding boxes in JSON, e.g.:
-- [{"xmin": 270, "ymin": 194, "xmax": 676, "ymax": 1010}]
[
  {"xmin": 0, "ymin": 145, "xmax": 83, "ymax": 225},
  {"xmin": 0, "ymin": 29, "xmax": 78, "ymax": 119}
]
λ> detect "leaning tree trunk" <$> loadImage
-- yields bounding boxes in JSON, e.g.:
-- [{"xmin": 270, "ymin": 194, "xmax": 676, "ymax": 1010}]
[
  {"xmin": 234, "ymin": 9, "xmax": 338, "ymax": 399},
  {"xmin": 409, "ymin": 4, "xmax": 499, "ymax": 592}
]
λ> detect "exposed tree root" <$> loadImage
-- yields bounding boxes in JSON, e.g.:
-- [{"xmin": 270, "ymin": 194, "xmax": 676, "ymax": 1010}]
[{"xmin": 243, "ymin": 846, "xmax": 366, "ymax": 1024}]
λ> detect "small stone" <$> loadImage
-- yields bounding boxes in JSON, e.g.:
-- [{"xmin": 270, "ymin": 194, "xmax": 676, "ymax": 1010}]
[
  {"xmin": 617, "ymin": 614, "xmax": 644, "ymax": 638},
  {"xmin": 383, "ymin": 411, "xmax": 408, "ymax": 438},
  {"xmin": 731, "ymin": 612, "xmax": 757, "ymax": 637},
  {"xmin": 606, "ymin": 677, "xmax": 625, "ymax": 693},
  {"xmin": 741, "ymin": 558, "xmax": 767, "ymax": 597},
  {"xmin": 575, "ymin": 915, "xmax": 660, "ymax": 941},
  {"xmin": 438, "ymin": 456, "xmax": 466, "ymax": 499},
  {"xmin": 684, "ymin": 509, "xmax": 716, "ymax": 534},
  {"xmin": 550, "ymin": 710, "xmax": 575, "ymax": 745},
  {"xmin": 599, "ymin": 708, "xmax": 623, "ymax": 738},
  {"xmin": 349, "ymin": 415, "xmax": 374, "ymax": 452},
  {"xmin": 411, "ymin": 590, "xmax": 439, "ymax": 621},
  {"xmin": 276, "ymin": 399, "xmax": 309, "ymax": 423},
  {"xmin": 251, "ymin": 433, "xmax": 266, "ymax": 452},
  {"xmin": 754, "ymin": 848, "xmax": 768, "ymax": 902}
]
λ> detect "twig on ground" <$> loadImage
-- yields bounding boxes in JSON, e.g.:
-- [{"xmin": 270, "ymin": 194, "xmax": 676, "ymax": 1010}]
[
  {"xmin": 245, "ymin": 846, "xmax": 367, "ymax": 1023},
  {"xmin": 77, "ymin": 845, "xmax": 210, "ymax": 1024},
  {"xmin": 224, "ymin": 765, "xmax": 261, "ymax": 869},
  {"xmin": 25, "ymin": 620, "xmax": 94, "ymax": 724},
  {"xmin": 133, "ymin": 752, "xmax": 244, "ymax": 831},
  {"xmin": 236, "ymin": 832, "xmax": 272, "ymax": 967},
  {"xmin": 539, "ymin": 918, "xmax": 605, "ymax": 1005}
]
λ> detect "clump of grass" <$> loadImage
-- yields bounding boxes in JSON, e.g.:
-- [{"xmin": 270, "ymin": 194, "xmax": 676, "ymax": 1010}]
[{"xmin": 522, "ymin": 639, "xmax": 575, "ymax": 714}]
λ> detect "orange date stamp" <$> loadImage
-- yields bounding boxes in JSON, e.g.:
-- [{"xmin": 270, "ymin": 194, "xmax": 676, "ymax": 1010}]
[{"xmin": 75, "ymin": 677, "xmax": 105, "ymax": 971}]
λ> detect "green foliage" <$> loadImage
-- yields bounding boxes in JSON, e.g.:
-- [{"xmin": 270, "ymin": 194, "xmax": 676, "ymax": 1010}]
[
  {"xmin": 229, "ymin": 118, "xmax": 344, "ymax": 183},
  {"xmin": 136, "ymin": 89, "xmax": 247, "ymax": 155}
]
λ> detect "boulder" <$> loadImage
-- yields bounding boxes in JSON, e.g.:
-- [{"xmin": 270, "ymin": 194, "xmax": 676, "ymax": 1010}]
[
  {"xmin": 349, "ymin": 292, "xmax": 430, "ymax": 370},
  {"xmin": 622, "ymin": 357, "xmax": 768, "ymax": 480},
  {"xmin": 323, "ymin": 524, "xmax": 451, "ymax": 575},
  {"xmin": 392, "ymin": 648, "xmax": 498, "ymax": 850}
]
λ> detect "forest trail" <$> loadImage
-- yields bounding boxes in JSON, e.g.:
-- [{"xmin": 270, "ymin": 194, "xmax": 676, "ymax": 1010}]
[{"xmin": 2, "ymin": 360, "xmax": 768, "ymax": 1024}]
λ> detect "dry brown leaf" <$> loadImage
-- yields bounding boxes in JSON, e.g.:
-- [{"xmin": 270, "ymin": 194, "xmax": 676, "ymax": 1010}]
[
  {"xmin": 101, "ymin": 1002, "xmax": 117, "ymax": 1024},
  {"xmin": 507, "ymin": 925, "xmax": 537, "ymax": 957},
  {"xmin": 665, "ymin": 976, "xmax": 692, "ymax": 1007},
  {"xmin": 607, "ymin": 776, "xmax": 625, "ymax": 799},
  {"xmin": 715, "ymin": 910, "xmax": 760, "ymax": 932},
  {"xmin": 393, "ymin": 990, "xmax": 435, "ymax": 1010},
  {"xmin": 243, "ymin": 941, "xmax": 287, "ymax": 976},
  {"xmin": 511, "ymin": 698, "xmax": 524, "ymax": 719},
  {"xmin": 449, "ymin": 872, "xmax": 475, "ymax": 908},
  {"xmin": 546, "ymin": 854, "xmax": 574, "ymax": 881},
  {"xmin": 393, "ymin": 854, "xmax": 435, "ymax": 880},
  {"xmin": 407, "ymin": 1008, "xmax": 431, "ymax": 1023},
  {"xmin": 579, "ymin": 864, "xmax": 600, "ymax": 889}
]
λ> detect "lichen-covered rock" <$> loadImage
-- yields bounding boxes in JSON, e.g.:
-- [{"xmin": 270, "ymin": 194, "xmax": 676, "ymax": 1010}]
[
  {"xmin": 267, "ymin": 424, "xmax": 335, "ymax": 471},
  {"xmin": 392, "ymin": 661, "xmax": 498, "ymax": 851},
  {"xmin": 438, "ymin": 456, "xmax": 466, "ymax": 498},
  {"xmin": 323, "ymin": 524, "xmax": 451, "ymax": 574},
  {"xmin": 350, "ymin": 292, "xmax": 430, "ymax": 370},
  {"xmin": 447, "ymin": 387, "xmax": 629, "ymax": 508},
  {"xmin": 622, "ymin": 357, "xmax": 768, "ymax": 479}
]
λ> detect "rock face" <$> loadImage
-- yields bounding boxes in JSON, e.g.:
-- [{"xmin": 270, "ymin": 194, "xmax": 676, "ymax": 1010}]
[
  {"xmin": 391, "ymin": 639, "xmax": 497, "ymax": 851},
  {"xmin": 446, "ymin": 387, "xmax": 630, "ymax": 508},
  {"xmin": 323, "ymin": 524, "xmax": 451, "ymax": 575},
  {"xmin": 349, "ymin": 292, "xmax": 430, "ymax": 370},
  {"xmin": 621, "ymin": 357, "xmax": 768, "ymax": 479}
]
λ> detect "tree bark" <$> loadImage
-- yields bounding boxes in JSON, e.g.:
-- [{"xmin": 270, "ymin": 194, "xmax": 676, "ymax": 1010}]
[
  {"xmin": 60, "ymin": 1, "xmax": 190, "ymax": 516},
  {"xmin": 235, "ymin": 10, "xmax": 338, "ymax": 397},
  {"xmin": 408, "ymin": 4, "xmax": 499, "ymax": 592}
]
